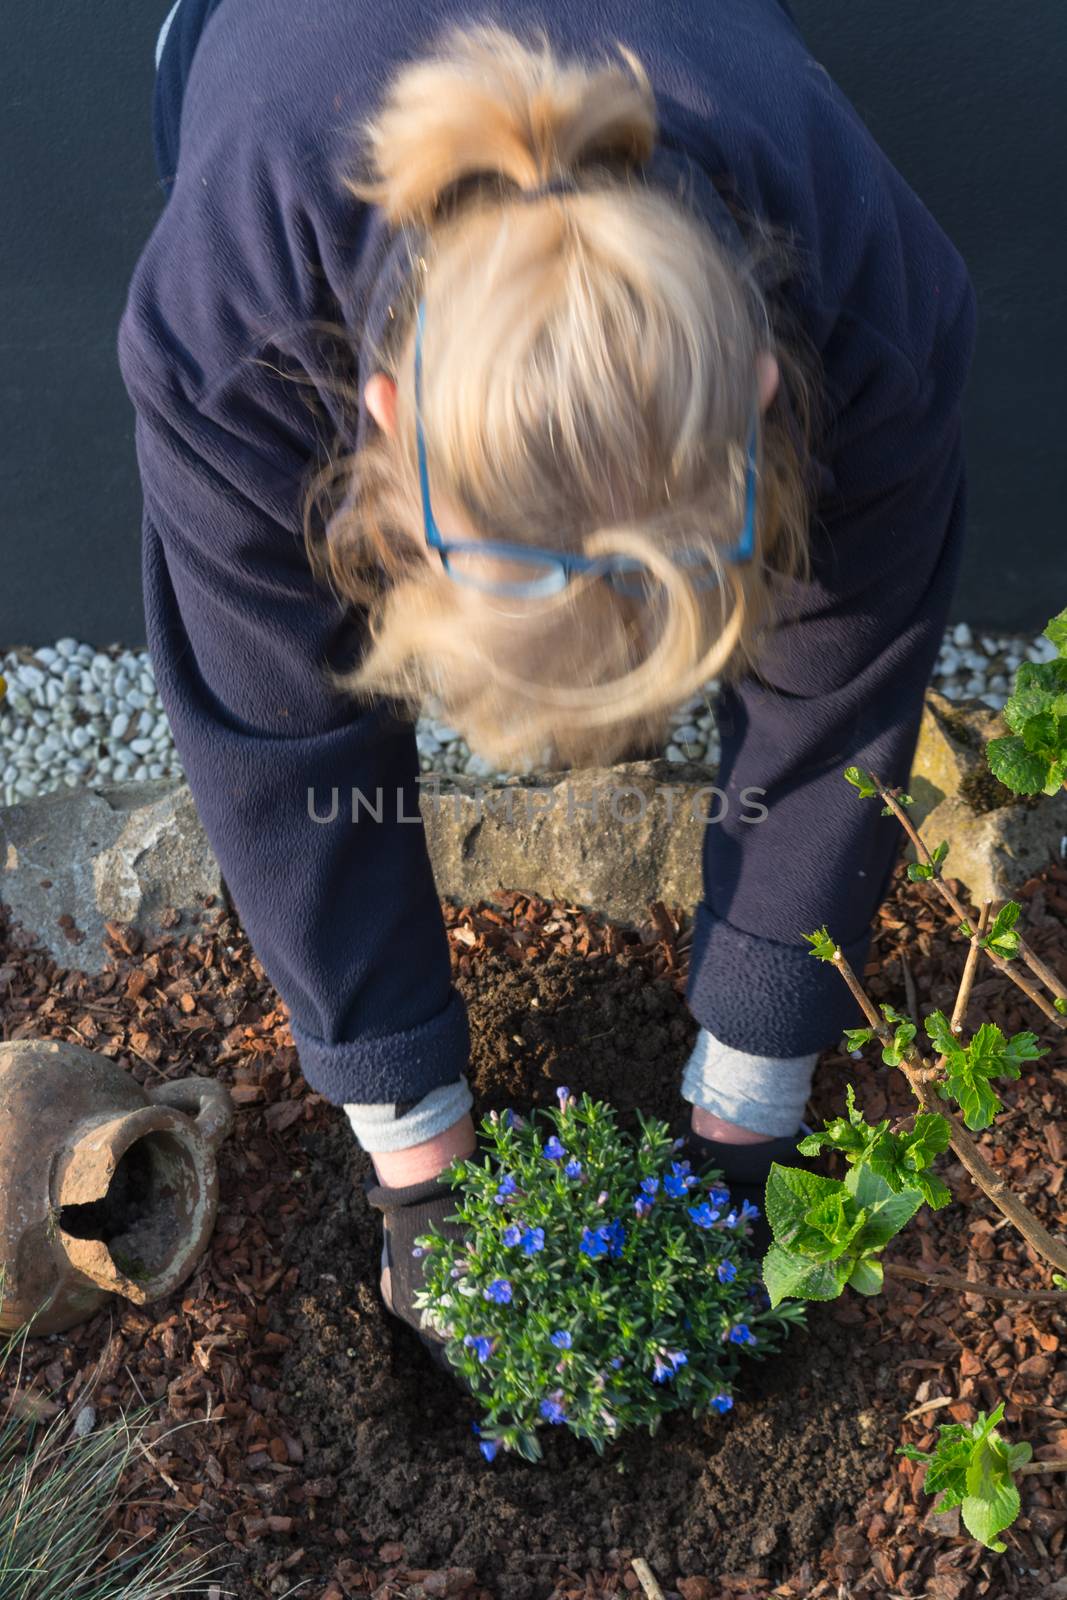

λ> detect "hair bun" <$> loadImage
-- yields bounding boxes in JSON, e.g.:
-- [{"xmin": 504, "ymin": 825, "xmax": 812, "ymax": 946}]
[{"xmin": 343, "ymin": 22, "xmax": 657, "ymax": 227}]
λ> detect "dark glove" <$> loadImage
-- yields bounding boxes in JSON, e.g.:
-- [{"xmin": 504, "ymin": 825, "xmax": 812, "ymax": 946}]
[
  {"xmin": 363, "ymin": 1172, "xmax": 468, "ymax": 1369},
  {"xmin": 677, "ymin": 1126, "xmax": 817, "ymax": 1258}
]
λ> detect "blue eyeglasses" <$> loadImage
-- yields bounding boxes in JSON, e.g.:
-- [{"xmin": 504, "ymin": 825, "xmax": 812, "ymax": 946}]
[{"xmin": 413, "ymin": 295, "xmax": 757, "ymax": 601}]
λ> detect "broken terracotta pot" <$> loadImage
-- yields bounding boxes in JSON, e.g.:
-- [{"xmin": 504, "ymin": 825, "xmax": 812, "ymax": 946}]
[{"xmin": 0, "ymin": 1038, "xmax": 233, "ymax": 1336}]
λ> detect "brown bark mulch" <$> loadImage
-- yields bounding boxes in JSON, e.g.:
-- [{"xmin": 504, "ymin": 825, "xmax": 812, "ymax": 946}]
[{"xmin": 1, "ymin": 861, "xmax": 1066, "ymax": 1600}]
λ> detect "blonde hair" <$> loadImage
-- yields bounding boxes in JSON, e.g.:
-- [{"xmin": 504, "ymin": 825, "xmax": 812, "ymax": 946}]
[{"xmin": 305, "ymin": 21, "xmax": 817, "ymax": 770}]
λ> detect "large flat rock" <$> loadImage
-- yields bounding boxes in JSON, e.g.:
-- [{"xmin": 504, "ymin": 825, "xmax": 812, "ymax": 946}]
[
  {"xmin": 418, "ymin": 759, "xmax": 714, "ymax": 923},
  {"xmin": 0, "ymin": 780, "xmax": 223, "ymax": 971},
  {"xmin": 906, "ymin": 691, "xmax": 1067, "ymax": 906},
  {"xmin": 3, "ymin": 692, "xmax": 1065, "ymax": 972}
]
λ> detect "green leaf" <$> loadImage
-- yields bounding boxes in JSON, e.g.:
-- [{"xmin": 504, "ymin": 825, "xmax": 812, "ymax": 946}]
[
  {"xmin": 963, "ymin": 1429, "xmax": 1023, "ymax": 1552},
  {"xmin": 979, "ymin": 900, "xmax": 1022, "ymax": 960},
  {"xmin": 903, "ymin": 1167, "xmax": 954, "ymax": 1209},
  {"xmin": 924, "ymin": 1009, "xmax": 963, "ymax": 1060},
  {"xmin": 1041, "ymin": 758, "xmax": 1067, "ymax": 796},
  {"xmin": 847, "ymin": 1256, "xmax": 884, "ymax": 1296},
  {"xmin": 907, "ymin": 860, "xmax": 934, "ymax": 882},
  {"xmin": 845, "ymin": 1163, "xmax": 924, "ymax": 1248},
  {"xmin": 1055, "ymin": 997, "xmax": 1067, "ymax": 1016},
  {"xmin": 959, "ymin": 920, "xmax": 974, "ymax": 939},
  {"xmin": 802, "ymin": 1189, "xmax": 869, "ymax": 1256},
  {"xmin": 762, "ymin": 1244, "xmax": 854, "ymax": 1307},
  {"xmin": 844, "ymin": 765, "xmax": 878, "ymax": 798},
  {"xmin": 855, "ymin": 1184, "xmax": 925, "ymax": 1249},
  {"xmin": 802, "ymin": 926, "xmax": 838, "ymax": 962},
  {"xmin": 903, "ymin": 1111, "xmax": 954, "ymax": 1166},
  {"xmin": 882, "ymin": 1020, "xmax": 917, "ymax": 1067},
  {"xmin": 764, "ymin": 1164, "xmax": 871, "ymax": 1262},
  {"xmin": 938, "ymin": 1021, "xmax": 1044, "ymax": 1131},
  {"xmin": 987, "ymin": 734, "xmax": 1056, "ymax": 796},
  {"xmin": 842, "ymin": 1027, "xmax": 875, "ymax": 1051},
  {"xmin": 998, "ymin": 1028, "xmax": 1047, "ymax": 1074},
  {"xmin": 1044, "ymin": 607, "xmax": 1067, "ymax": 656},
  {"xmin": 930, "ymin": 840, "xmax": 949, "ymax": 871}
]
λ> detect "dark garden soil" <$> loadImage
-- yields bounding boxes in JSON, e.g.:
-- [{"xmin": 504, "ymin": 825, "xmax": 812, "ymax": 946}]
[{"xmin": 2, "ymin": 865, "xmax": 1067, "ymax": 1599}]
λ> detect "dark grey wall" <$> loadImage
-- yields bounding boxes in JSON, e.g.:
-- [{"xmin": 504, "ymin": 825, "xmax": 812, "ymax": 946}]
[
  {"xmin": 2, "ymin": 1, "xmax": 1064, "ymax": 647},
  {"xmin": 1, "ymin": 1, "xmax": 163, "ymax": 648},
  {"xmin": 790, "ymin": 0, "xmax": 1067, "ymax": 633}
]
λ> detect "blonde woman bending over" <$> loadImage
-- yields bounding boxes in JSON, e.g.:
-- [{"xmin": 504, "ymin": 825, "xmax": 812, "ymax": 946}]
[{"xmin": 122, "ymin": 4, "xmax": 975, "ymax": 1344}]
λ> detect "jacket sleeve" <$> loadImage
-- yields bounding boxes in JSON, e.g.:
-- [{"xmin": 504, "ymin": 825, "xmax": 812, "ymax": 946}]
[
  {"xmin": 687, "ymin": 242, "xmax": 978, "ymax": 1057},
  {"xmin": 117, "ymin": 127, "xmax": 469, "ymax": 1107}
]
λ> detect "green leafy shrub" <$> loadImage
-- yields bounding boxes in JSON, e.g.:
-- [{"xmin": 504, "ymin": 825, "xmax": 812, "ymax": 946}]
[
  {"xmin": 760, "ymin": 606, "xmax": 1067, "ymax": 1553},
  {"xmin": 986, "ymin": 607, "xmax": 1067, "ymax": 795},
  {"xmin": 414, "ymin": 1091, "xmax": 804, "ymax": 1461}
]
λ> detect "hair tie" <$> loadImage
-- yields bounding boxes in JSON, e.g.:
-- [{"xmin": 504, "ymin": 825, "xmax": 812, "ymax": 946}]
[{"xmin": 513, "ymin": 171, "xmax": 582, "ymax": 202}]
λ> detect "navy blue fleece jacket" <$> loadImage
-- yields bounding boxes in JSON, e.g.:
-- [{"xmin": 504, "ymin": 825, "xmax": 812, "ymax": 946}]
[{"xmin": 118, "ymin": 0, "xmax": 976, "ymax": 1106}]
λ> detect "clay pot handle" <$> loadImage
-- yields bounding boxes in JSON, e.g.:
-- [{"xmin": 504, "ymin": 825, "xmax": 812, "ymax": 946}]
[{"xmin": 146, "ymin": 1077, "xmax": 234, "ymax": 1154}]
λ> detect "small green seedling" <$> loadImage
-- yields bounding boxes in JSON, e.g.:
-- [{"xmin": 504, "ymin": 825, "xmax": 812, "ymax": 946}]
[{"xmin": 899, "ymin": 1404, "xmax": 1033, "ymax": 1551}]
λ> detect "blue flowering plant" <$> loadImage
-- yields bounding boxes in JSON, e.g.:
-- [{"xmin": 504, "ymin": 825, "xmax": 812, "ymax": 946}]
[{"xmin": 411, "ymin": 1088, "xmax": 805, "ymax": 1462}]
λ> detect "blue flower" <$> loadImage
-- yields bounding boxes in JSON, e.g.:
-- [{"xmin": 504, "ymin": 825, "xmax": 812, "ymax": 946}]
[
  {"xmin": 722, "ymin": 1209, "xmax": 740, "ymax": 1229},
  {"xmin": 463, "ymin": 1334, "xmax": 494, "ymax": 1363},
  {"xmin": 652, "ymin": 1349, "xmax": 688, "ymax": 1382},
  {"xmin": 687, "ymin": 1202, "xmax": 720, "ymax": 1229},
  {"xmin": 550, "ymin": 1329, "xmax": 573, "ymax": 1349},
  {"xmin": 717, "ymin": 1259, "xmax": 738, "ymax": 1284},
  {"xmin": 652, "ymin": 1350, "xmax": 688, "ymax": 1383},
  {"xmin": 740, "ymin": 1198, "xmax": 761, "ymax": 1222},
  {"xmin": 580, "ymin": 1227, "xmax": 609, "ymax": 1260},
  {"xmin": 479, "ymin": 1439, "xmax": 500, "ymax": 1461},
  {"xmin": 708, "ymin": 1186, "xmax": 731, "ymax": 1210},
  {"xmin": 672, "ymin": 1137, "xmax": 687, "ymax": 1151},
  {"xmin": 410, "ymin": 1246, "xmax": 425, "ymax": 1258},
  {"xmin": 604, "ymin": 1218, "xmax": 626, "ymax": 1259},
  {"xmin": 521, "ymin": 1227, "xmax": 545, "ymax": 1255},
  {"xmin": 502, "ymin": 1224, "xmax": 522, "ymax": 1247},
  {"xmin": 564, "ymin": 1159, "xmax": 583, "ymax": 1179},
  {"xmin": 555, "ymin": 1085, "xmax": 571, "ymax": 1107},
  {"xmin": 540, "ymin": 1391, "xmax": 567, "ymax": 1424},
  {"xmin": 664, "ymin": 1161, "xmax": 700, "ymax": 1199},
  {"xmin": 640, "ymin": 1177, "xmax": 659, "ymax": 1196},
  {"xmin": 710, "ymin": 1393, "xmax": 734, "ymax": 1415},
  {"xmin": 728, "ymin": 1323, "xmax": 758, "ymax": 1346},
  {"xmin": 634, "ymin": 1195, "xmax": 654, "ymax": 1219},
  {"xmin": 609, "ymin": 1355, "xmax": 624, "ymax": 1369},
  {"xmin": 543, "ymin": 1136, "xmax": 567, "ymax": 1161},
  {"xmin": 484, "ymin": 1278, "xmax": 512, "ymax": 1304},
  {"xmin": 494, "ymin": 1173, "xmax": 517, "ymax": 1204},
  {"xmin": 500, "ymin": 1108, "xmax": 515, "ymax": 1129}
]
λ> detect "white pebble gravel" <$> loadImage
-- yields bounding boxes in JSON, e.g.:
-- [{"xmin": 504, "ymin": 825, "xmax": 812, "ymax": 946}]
[{"xmin": 0, "ymin": 625, "xmax": 1055, "ymax": 806}]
